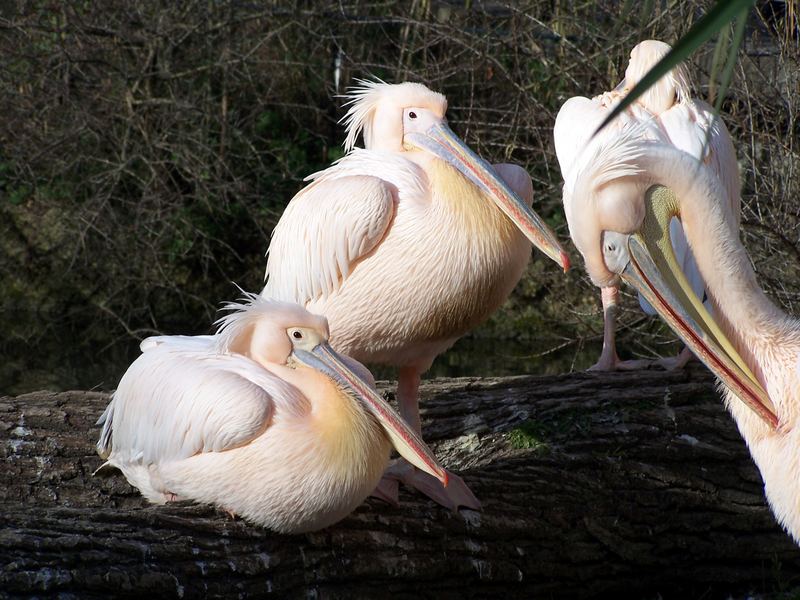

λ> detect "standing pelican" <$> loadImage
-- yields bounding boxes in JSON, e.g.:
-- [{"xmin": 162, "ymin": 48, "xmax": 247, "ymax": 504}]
[
  {"xmin": 555, "ymin": 40, "xmax": 740, "ymax": 370},
  {"xmin": 96, "ymin": 296, "xmax": 446, "ymax": 534},
  {"xmin": 568, "ymin": 127, "xmax": 800, "ymax": 542},
  {"xmin": 262, "ymin": 80, "xmax": 568, "ymax": 510}
]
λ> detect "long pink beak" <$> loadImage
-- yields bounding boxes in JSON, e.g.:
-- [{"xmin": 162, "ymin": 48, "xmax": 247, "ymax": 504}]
[
  {"xmin": 406, "ymin": 122, "xmax": 570, "ymax": 272},
  {"xmin": 619, "ymin": 185, "xmax": 778, "ymax": 430},
  {"xmin": 294, "ymin": 343, "xmax": 448, "ymax": 485}
]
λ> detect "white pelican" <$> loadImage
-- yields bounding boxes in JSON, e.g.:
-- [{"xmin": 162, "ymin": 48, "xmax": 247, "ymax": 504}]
[
  {"xmin": 262, "ymin": 80, "xmax": 569, "ymax": 510},
  {"xmin": 555, "ymin": 40, "xmax": 740, "ymax": 370},
  {"xmin": 96, "ymin": 296, "xmax": 447, "ymax": 534},
  {"xmin": 567, "ymin": 126, "xmax": 800, "ymax": 542}
]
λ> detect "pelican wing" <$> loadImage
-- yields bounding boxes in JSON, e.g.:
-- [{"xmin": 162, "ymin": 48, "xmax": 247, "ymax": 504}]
[
  {"xmin": 98, "ymin": 337, "xmax": 304, "ymax": 465},
  {"xmin": 658, "ymin": 99, "xmax": 740, "ymax": 226},
  {"xmin": 139, "ymin": 334, "xmax": 214, "ymax": 352},
  {"xmin": 263, "ymin": 163, "xmax": 398, "ymax": 304},
  {"xmin": 554, "ymin": 96, "xmax": 597, "ymax": 188},
  {"xmin": 555, "ymin": 96, "xmax": 663, "ymax": 195}
]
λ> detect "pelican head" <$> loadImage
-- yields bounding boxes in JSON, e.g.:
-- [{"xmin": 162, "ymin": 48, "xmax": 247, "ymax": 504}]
[
  {"xmin": 568, "ymin": 129, "xmax": 779, "ymax": 430},
  {"xmin": 341, "ymin": 79, "xmax": 569, "ymax": 271},
  {"xmin": 617, "ymin": 40, "xmax": 691, "ymax": 114},
  {"xmin": 216, "ymin": 295, "xmax": 448, "ymax": 484}
]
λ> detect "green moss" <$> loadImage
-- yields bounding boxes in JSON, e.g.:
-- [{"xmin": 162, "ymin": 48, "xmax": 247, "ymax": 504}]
[{"xmin": 508, "ymin": 421, "xmax": 550, "ymax": 453}]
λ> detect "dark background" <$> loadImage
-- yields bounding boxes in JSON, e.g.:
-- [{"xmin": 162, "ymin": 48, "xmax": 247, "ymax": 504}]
[{"xmin": 1, "ymin": 0, "xmax": 797, "ymax": 395}]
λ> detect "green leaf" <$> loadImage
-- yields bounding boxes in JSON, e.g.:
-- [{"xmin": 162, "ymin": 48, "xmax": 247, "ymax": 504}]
[
  {"xmin": 713, "ymin": 7, "xmax": 749, "ymax": 117},
  {"xmin": 707, "ymin": 19, "xmax": 731, "ymax": 106},
  {"xmin": 701, "ymin": 7, "xmax": 749, "ymax": 159},
  {"xmin": 594, "ymin": 0, "xmax": 755, "ymax": 136}
]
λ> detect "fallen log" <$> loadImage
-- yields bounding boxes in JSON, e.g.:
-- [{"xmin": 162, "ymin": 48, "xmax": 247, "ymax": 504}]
[{"xmin": 2, "ymin": 365, "xmax": 799, "ymax": 598}]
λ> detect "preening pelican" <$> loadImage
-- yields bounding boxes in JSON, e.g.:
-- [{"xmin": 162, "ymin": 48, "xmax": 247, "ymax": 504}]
[
  {"xmin": 262, "ymin": 80, "xmax": 569, "ymax": 510},
  {"xmin": 568, "ymin": 127, "xmax": 800, "ymax": 542},
  {"xmin": 96, "ymin": 296, "xmax": 446, "ymax": 534},
  {"xmin": 555, "ymin": 40, "xmax": 740, "ymax": 370}
]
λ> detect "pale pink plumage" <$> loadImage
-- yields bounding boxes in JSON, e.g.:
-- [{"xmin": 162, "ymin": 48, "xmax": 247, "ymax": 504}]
[
  {"xmin": 264, "ymin": 84, "xmax": 533, "ymax": 369},
  {"xmin": 555, "ymin": 39, "xmax": 741, "ymax": 370},
  {"xmin": 96, "ymin": 296, "xmax": 444, "ymax": 533},
  {"xmin": 264, "ymin": 148, "xmax": 531, "ymax": 369},
  {"xmin": 569, "ymin": 128, "xmax": 800, "ymax": 542},
  {"xmin": 262, "ymin": 80, "xmax": 548, "ymax": 510}
]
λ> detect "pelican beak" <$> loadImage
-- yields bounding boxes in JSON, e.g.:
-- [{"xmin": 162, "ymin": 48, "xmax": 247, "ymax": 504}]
[
  {"xmin": 293, "ymin": 343, "xmax": 448, "ymax": 485},
  {"xmin": 405, "ymin": 122, "xmax": 570, "ymax": 271},
  {"xmin": 617, "ymin": 185, "xmax": 779, "ymax": 430}
]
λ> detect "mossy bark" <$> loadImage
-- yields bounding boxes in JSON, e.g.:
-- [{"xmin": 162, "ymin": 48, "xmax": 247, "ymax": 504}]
[{"xmin": 2, "ymin": 366, "xmax": 799, "ymax": 598}]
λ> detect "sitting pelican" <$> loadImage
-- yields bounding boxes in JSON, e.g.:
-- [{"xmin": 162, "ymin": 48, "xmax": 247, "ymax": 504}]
[
  {"xmin": 567, "ymin": 126, "xmax": 800, "ymax": 542},
  {"xmin": 96, "ymin": 296, "xmax": 446, "ymax": 534},
  {"xmin": 554, "ymin": 40, "xmax": 740, "ymax": 370},
  {"xmin": 262, "ymin": 80, "xmax": 568, "ymax": 510}
]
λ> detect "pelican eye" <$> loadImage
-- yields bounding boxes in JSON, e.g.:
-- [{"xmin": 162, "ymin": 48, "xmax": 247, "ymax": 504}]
[
  {"xmin": 605, "ymin": 243, "xmax": 615, "ymax": 252},
  {"xmin": 292, "ymin": 330, "xmax": 303, "ymax": 340},
  {"xmin": 409, "ymin": 111, "xmax": 417, "ymax": 119}
]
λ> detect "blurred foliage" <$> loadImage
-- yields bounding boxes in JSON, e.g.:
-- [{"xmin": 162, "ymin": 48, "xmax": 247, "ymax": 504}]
[{"xmin": 0, "ymin": 0, "xmax": 798, "ymax": 394}]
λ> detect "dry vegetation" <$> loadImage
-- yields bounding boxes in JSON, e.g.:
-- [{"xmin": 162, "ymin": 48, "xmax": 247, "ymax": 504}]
[{"xmin": 0, "ymin": 1, "xmax": 797, "ymax": 393}]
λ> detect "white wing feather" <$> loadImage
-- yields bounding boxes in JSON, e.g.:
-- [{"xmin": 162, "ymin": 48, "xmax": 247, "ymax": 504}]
[
  {"xmin": 98, "ymin": 339, "xmax": 303, "ymax": 467},
  {"xmin": 139, "ymin": 334, "xmax": 214, "ymax": 352},
  {"xmin": 659, "ymin": 99, "xmax": 740, "ymax": 222},
  {"xmin": 262, "ymin": 150, "xmax": 427, "ymax": 305},
  {"xmin": 555, "ymin": 96, "xmax": 664, "ymax": 195}
]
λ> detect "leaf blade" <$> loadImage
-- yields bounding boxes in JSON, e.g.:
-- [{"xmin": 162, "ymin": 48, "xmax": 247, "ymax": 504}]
[
  {"xmin": 713, "ymin": 6, "xmax": 749, "ymax": 116},
  {"xmin": 593, "ymin": 0, "xmax": 755, "ymax": 136}
]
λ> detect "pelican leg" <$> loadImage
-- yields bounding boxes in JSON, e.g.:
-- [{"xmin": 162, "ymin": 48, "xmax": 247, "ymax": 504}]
[
  {"xmin": 397, "ymin": 366, "xmax": 422, "ymax": 434},
  {"xmin": 371, "ymin": 367, "xmax": 481, "ymax": 512},
  {"xmin": 589, "ymin": 286, "xmax": 650, "ymax": 371}
]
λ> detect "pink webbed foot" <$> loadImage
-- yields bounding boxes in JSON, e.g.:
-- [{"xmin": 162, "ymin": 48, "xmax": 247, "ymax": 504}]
[
  {"xmin": 588, "ymin": 357, "xmax": 652, "ymax": 371},
  {"xmin": 657, "ymin": 346, "xmax": 696, "ymax": 371},
  {"xmin": 405, "ymin": 467, "xmax": 481, "ymax": 512},
  {"xmin": 371, "ymin": 476, "xmax": 400, "ymax": 507},
  {"xmin": 378, "ymin": 367, "xmax": 480, "ymax": 512},
  {"xmin": 588, "ymin": 348, "xmax": 651, "ymax": 372},
  {"xmin": 371, "ymin": 459, "xmax": 481, "ymax": 512}
]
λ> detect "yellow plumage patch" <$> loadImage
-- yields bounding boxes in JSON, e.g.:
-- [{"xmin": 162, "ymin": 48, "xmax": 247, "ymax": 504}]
[
  {"xmin": 428, "ymin": 160, "xmax": 518, "ymax": 241},
  {"xmin": 307, "ymin": 377, "xmax": 386, "ymax": 479}
]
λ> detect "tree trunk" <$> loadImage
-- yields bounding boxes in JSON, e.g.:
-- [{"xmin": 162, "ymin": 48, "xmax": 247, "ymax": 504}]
[{"xmin": 2, "ymin": 365, "xmax": 799, "ymax": 599}]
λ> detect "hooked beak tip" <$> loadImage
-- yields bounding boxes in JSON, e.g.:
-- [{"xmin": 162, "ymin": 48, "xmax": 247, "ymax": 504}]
[{"xmin": 561, "ymin": 251, "xmax": 571, "ymax": 273}]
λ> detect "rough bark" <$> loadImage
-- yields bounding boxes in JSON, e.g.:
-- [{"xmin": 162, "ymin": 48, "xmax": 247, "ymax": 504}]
[{"xmin": 2, "ymin": 366, "xmax": 799, "ymax": 599}]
